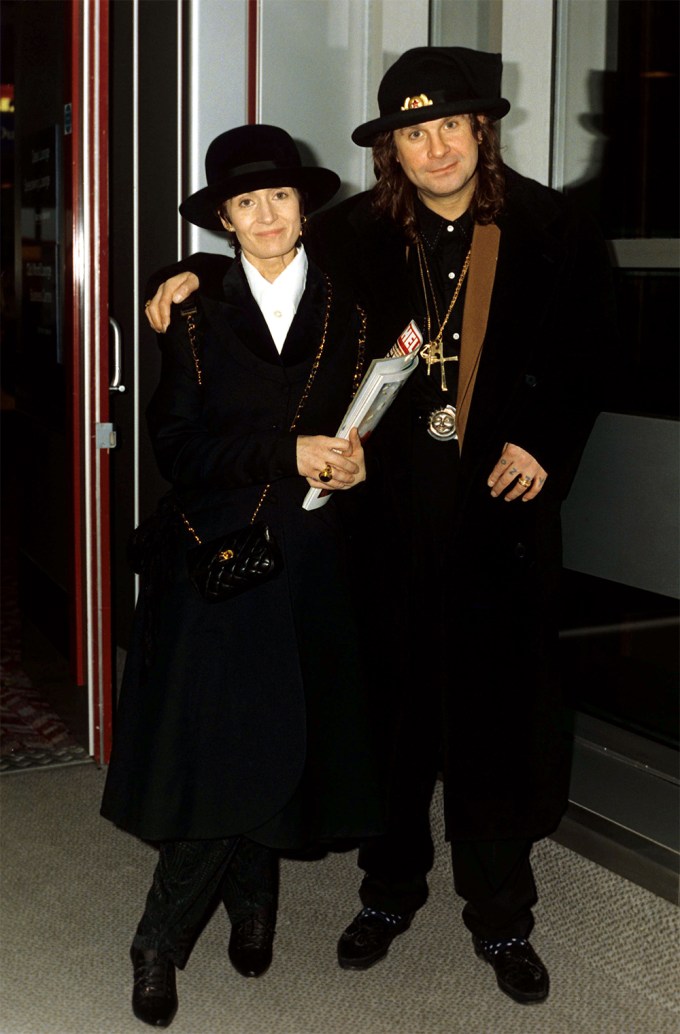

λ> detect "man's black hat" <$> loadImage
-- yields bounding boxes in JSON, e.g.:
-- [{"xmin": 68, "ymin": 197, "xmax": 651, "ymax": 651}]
[
  {"xmin": 352, "ymin": 47, "xmax": 510, "ymax": 147},
  {"xmin": 180, "ymin": 124, "xmax": 341, "ymax": 232}
]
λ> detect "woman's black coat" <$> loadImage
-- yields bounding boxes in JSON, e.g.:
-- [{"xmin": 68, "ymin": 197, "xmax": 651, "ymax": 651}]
[
  {"xmin": 101, "ymin": 260, "xmax": 385, "ymax": 846},
  {"xmin": 307, "ymin": 168, "xmax": 617, "ymax": 841}
]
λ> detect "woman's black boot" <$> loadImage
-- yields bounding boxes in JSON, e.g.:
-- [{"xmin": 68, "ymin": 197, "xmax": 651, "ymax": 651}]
[{"xmin": 130, "ymin": 946, "xmax": 178, "ymax": 1027}]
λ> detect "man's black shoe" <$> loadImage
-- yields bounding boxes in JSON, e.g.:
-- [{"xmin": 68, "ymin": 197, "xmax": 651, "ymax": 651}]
[
  {"xmin": 130, "ymin": 946, "xmax": 178, "ymax": 1027},
  {"xmin": 228, "ymin": 909, "xmax": 275, "ymax": 977},
  {"xmin": 337, "ymin": 908, "xmax": 414, "ymax": 970},
  {"xmin": 473, "ymin": 936, "xmax": 550, "ymax": 1004}
]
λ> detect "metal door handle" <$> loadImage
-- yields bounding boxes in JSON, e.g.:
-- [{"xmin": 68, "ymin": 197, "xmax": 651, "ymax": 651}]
[{"xmin": 109, "ymin": 316, "xmax": 126, "ymax": 392}]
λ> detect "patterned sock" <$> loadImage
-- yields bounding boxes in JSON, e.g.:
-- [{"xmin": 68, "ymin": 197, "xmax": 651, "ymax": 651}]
[
  {"xmin": 479, "ymin": 936, "xmax": 528, "ymax": 955},
  {"xmin": 360, "ymin": 906, "xmax": 406, "ymax": 926}
]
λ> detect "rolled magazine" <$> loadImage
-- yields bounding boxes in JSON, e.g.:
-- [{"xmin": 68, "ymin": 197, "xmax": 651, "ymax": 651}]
[{"xmin": 302, "ymin": 321, "xmax": 423, "ymax": 511}]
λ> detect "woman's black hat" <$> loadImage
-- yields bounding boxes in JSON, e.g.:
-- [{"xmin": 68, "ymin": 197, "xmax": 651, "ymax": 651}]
[
  {"xmin": 352, "ymin": 47, "xmax": 510, "ymax": 147},
  {"xmin": 179, "ymin": 124, "xmax": 341, "ymax": 232}
]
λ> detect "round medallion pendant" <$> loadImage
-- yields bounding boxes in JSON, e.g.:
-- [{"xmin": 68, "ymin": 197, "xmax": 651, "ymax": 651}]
[{"xmin": 427, "ymin": 405, "xmax": 457, "ymax": 441}]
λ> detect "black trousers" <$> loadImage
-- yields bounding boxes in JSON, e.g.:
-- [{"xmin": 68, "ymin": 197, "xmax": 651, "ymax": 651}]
[
  {"xmin": 133, "ymin": 836, "xmax": 277, "ymax": 968},
  {"xmin": 355, "ymin": 429, "xmax": 537, "ymax": 941},
  {"xmin": 356, "ymin": 675, "xmax": 536, "ymax": 940},
  {"xmin": 358, "ymin": 487, "xmax": 537, "ymax": 942},
  {"xmin": 358, "ymin": 779, "xmax": 536, "ymax": 941}
]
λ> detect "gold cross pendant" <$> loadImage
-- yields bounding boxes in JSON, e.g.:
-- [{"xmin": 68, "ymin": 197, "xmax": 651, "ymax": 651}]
[
  {"xmin": 422, "ymin": 340, "xmax": 459, "ymax": 392},
  {"xmin": 438, "ymin": 353, "xmax": 459, "ymax": 392},
  {"xmin": 421, "ymin": 339, "xmax": 442, "ymax": 376}
]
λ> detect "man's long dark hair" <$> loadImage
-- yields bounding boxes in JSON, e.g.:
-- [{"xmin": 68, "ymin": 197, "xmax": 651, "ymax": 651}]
[{"xmin": 371, "ymin": 114, "xmax": 506, "ymax": 242}]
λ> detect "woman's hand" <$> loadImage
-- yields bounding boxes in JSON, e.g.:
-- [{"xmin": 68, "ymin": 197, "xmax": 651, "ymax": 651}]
[
  {"xmin": 298, "ymin": 427, "xmax": 366, "ymax": 490},
  {"xmin": 144, "ymin": 273, "xmax": 201, "ymax": 333},
  {"xmin": 487, "ymin": 442, "xmax": 548, "ymax": 502}
]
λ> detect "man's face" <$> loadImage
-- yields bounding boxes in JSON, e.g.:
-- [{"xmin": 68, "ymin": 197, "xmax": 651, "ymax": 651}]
[{"xmin": 393, "ymin": 114, "xmax": 482, "ymax": 216}]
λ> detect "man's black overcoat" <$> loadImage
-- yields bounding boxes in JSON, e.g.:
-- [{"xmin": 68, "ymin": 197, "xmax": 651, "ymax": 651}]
[
  {"xmin": 307, "ymin": 168, "xmax": 616, "ymax": 841},
  {"xmin": 101, "ymin": 260, "xmax": 385, "ymax": 846}
]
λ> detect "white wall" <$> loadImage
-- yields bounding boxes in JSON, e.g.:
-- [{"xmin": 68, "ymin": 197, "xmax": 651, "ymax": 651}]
[
  {"xmin": 499, "ymin": 0, "xmax": 553, "ymax": 183},
  {"xmin": 430, "ymin": 0, "xmax": 502, "ymax": 52},
  {"xmin": 184, "ymin": 0, "xmax": 429, "ymax": 261},
  {"xmin": 184, "ymin": 0, "xmax": 560, "ymax": 226},
  {"xmin": 431, "ymin": 0, "xmax": 555, "ymax": 185},
  {"xmin": 258, "ymin": 0, "xmax": 429, "ymax": 196},
  {"xmin": 185, "ymin": 0, "xmax": 249, "ymax": 256},
  {"xmin": 552, "ymin": 0, "xmax": 612, "ymax": 192}
]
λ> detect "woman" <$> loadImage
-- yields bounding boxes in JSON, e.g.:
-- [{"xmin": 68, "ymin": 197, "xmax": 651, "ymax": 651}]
[{"xmin": 101, "ymin": 124, "xmax": 383, "ymax": 1029}]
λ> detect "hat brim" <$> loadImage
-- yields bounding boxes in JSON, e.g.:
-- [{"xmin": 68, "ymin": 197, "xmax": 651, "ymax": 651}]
[
  {"xmin": 351, "ymin": 97, "xmax": 510, "ymax": 147},
  {"xmin": 179, "ymin": 166, "xmax": 341, "ymax": 232}
]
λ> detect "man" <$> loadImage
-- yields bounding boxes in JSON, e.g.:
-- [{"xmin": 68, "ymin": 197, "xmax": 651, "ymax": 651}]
[{"xmin": 145, "ymin": 48, "xmax": 615, "ymax": 1005}]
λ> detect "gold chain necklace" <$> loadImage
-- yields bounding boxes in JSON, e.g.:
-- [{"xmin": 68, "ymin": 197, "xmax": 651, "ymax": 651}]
[{"xmin": 416, "ymin": 239, "xmax": 471, "ymax": 393}]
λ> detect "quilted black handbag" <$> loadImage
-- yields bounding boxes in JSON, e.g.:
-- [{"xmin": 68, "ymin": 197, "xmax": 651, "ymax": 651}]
[{"xmin": 184, "ymin": 518, "xmax": 282, "ymax": 603}]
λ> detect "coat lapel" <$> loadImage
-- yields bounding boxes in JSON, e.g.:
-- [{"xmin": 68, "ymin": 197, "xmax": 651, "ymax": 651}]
[
  {"xmin": 203, "ymin": 257, "xmax": 330, "ymax": 368},
  {"xmin": 279, "ymin": 263, "xmax": 328, "ymax": 365},
  {"xmin": 209, "ymin": 260, "xmax": 282, "ymax": 363}
]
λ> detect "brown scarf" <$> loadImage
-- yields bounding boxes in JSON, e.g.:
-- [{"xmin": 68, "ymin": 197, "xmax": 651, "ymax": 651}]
[{"xmin": 455, "ymin": 222, "xmax": 501, "ymax": 449}]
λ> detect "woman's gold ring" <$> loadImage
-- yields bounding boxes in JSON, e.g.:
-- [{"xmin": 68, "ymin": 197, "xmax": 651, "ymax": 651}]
[
  {"xmin": 518, "ymin": 475, "xmax": 533, "ymax": 487},
  {"xmin": 318, "ymin": 465, "xmax": 333, "ymax": 483}
]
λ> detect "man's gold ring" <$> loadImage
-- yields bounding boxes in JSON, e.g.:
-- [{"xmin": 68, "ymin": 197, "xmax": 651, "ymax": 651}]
[
  {"xmin": 318, "ymin": 465, "xmax": 333, "ymax": 483},
  {"xmin": 518, "ymin": 475, "xmax": 533, "ymax": 487}
]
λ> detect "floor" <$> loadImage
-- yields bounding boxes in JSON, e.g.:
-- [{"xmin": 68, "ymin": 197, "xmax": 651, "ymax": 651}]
[{"xmin": 1, "ymin": 764, "xmax": 678, "ymax": 1034}]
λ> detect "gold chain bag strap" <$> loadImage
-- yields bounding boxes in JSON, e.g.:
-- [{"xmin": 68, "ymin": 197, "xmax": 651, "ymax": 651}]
[{"xmin": 179, "ymin": 282, "xmax": 333, "ymax": 603}]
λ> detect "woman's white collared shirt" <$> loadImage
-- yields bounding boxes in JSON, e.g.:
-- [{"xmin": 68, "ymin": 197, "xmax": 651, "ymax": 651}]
[{"xmin": 242, "ymin": 246, "xmax": 308, "ymax": 353}]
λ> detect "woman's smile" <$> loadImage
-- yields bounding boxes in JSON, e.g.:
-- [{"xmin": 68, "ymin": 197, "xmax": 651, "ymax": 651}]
[{"xmin": 220, "ymin": 187, "xmax": 302, "ymax": 280}]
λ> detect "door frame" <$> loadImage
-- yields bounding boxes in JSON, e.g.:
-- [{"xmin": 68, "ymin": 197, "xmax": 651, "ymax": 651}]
[{"xmin": 68, "ymin": 0, "xmax": 113, "ymax": 764}]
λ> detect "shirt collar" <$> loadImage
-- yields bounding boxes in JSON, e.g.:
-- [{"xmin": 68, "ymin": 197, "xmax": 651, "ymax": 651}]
[
  {"xmin": 241, "ymin": 245, "xmax": 308, "ymax": 310},
  {"xmin": 415, "ymin": 197, "xmax": 473, "ymax": 253}
]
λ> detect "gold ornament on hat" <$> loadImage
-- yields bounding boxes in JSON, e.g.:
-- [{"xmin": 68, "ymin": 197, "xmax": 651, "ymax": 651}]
[{"xmin": 401, "ymin": 94, "xmax": 434, "ymax": 111}]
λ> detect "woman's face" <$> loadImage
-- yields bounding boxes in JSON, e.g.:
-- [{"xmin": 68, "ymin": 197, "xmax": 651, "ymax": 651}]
[{"xmin": 220, "ymin": 186, "xmax": 302, "ymax": 279}]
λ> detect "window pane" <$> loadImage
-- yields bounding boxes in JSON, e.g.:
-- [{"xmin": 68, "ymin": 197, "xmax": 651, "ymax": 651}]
[
  {"xmin": 560, "ymin": 571, "xmax": 679, "ymax": 749},
  {"xmin": 555, "ymin": 0, "xmax": 679, "ymax": 753},
  {"xmin": 558, "ymin": 0, "xmax": 679, "ymax": 238},
  {"xmin": 606, "ymin": 269, "xmax": 679, "ymax": 419}
]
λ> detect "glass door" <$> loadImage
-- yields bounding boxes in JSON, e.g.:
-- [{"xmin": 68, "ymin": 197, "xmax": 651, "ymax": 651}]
[
  {"xmin": 552, "ymin": 0, "xmax": 679, "ymax": 899},
  {"xmin": 0, "ymin": 0, "xmax": 113, "ymax": 767},
  {"xmin": 553, "ymin": 0, "xmax": 679, "ymax": 751}
]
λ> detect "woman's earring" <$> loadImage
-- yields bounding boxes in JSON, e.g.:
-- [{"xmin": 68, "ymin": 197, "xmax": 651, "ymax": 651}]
[{"xmin": 300, "ymin": 215, "xmax": 307, "ymax": 234}]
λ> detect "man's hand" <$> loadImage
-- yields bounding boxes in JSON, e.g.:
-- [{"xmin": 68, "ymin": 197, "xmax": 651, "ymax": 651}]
[
  {"xmin": 144, "ymin": 273, "xmax": 200, "ymax": 333},
  {"xmin": 297, "ymin": 428, "xmax": 366, "ymax": 490},
  {"xmin": 487, "ymin": 442, "xmax": 548, "ymax": 502}
]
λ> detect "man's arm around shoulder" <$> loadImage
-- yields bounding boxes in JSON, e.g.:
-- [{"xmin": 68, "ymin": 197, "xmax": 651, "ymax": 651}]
[{"xmin": 144, "ymin": 251, "xmax": 232, "ymax": 333}]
